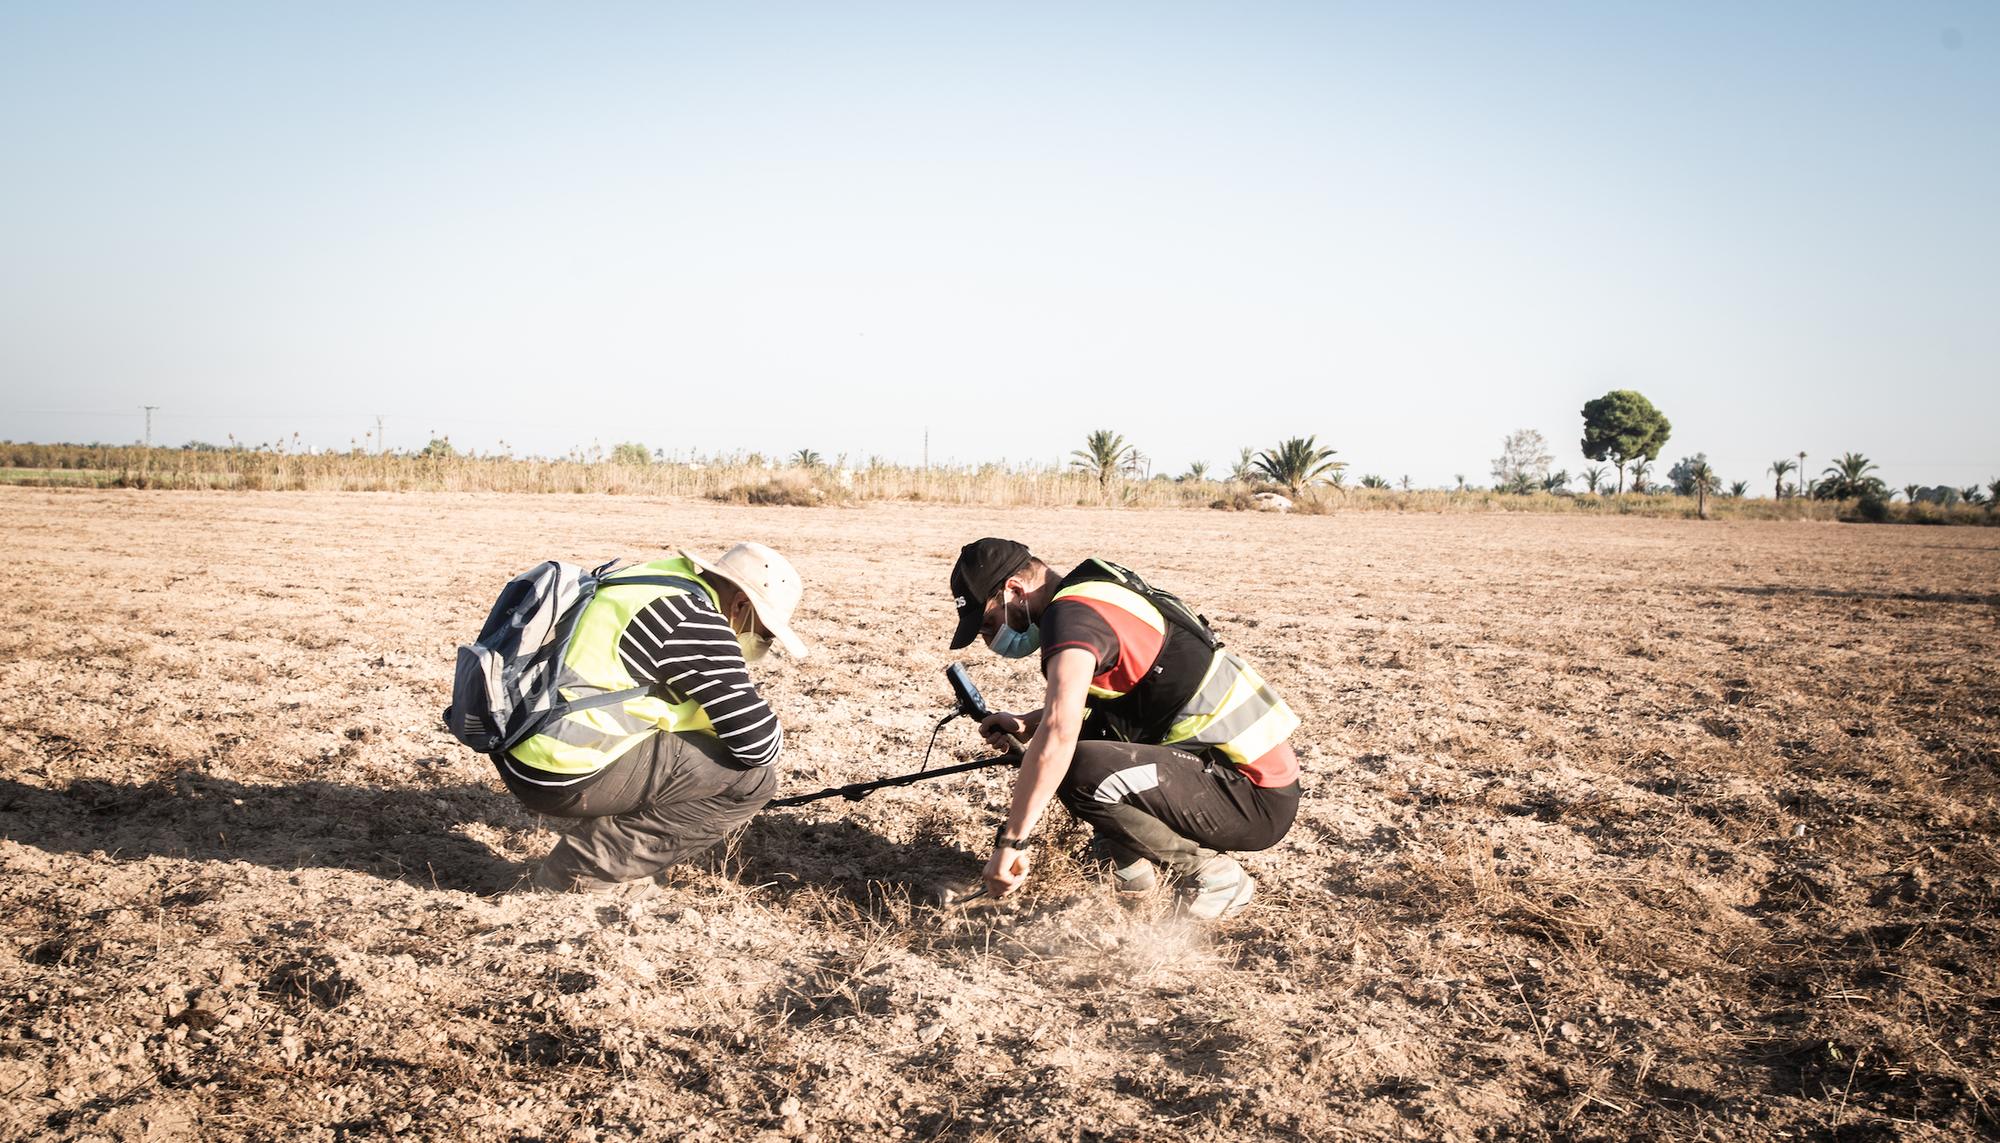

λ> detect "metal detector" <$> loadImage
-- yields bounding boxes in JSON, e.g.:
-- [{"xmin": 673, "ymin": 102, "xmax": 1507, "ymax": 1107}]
[{"xmin": 767, "ymin": 663, "xmax": 1019, "ymax": 808}]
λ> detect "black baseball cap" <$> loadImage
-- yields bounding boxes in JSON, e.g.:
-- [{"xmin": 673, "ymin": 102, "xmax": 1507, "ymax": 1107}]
[{"xmin": 948, "ymin": 537, "xmax": 1032, "ymax": 649}]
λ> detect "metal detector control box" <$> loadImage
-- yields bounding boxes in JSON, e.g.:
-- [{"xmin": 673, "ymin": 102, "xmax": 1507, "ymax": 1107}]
[{"xmin": 945, "ymin": 662, "xmax": 990, "ymax": 721}]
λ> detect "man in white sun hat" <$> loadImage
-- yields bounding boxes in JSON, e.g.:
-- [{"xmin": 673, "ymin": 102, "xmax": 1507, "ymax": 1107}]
[{"xmin": 497, "ymin": 542, "xmax": 809, "ymax": 893}]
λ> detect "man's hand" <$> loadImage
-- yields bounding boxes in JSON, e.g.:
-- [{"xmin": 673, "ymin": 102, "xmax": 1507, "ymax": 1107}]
[
  {"xmin": 982, "ymin": 844, "xmax": 1031, "ymax": 897},
  {"xmin": 978, "ymin": 711, "xmax": 1031, "ymax": 751}
]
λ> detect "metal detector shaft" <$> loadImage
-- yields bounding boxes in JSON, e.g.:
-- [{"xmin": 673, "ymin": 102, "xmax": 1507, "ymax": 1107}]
[{"xmin": 768, "ymin": 753, "xmax": 1019, "ymax": 809}]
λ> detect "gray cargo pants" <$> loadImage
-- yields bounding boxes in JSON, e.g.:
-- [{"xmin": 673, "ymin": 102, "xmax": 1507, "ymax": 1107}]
[{"xmin": 496, "ymin": 731, "xmax": 775, "ymax": 889}]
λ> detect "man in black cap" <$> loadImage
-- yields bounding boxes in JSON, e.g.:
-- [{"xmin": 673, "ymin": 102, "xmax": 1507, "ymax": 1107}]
[{"xmin": 947, "ymin": 537, "xmax": 1303, "ymax": 919}]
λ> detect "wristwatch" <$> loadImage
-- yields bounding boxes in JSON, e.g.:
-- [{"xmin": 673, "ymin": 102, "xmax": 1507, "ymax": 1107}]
[{"xmin": 994, "ymin": 826, "xmax": 1033, "ymax": 850}]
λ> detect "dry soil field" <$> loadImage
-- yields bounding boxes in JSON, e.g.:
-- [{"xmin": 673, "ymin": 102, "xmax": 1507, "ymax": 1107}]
[{"xmin": 2, "ymin": 489, "xmax": 1996, "ymax": 1142}]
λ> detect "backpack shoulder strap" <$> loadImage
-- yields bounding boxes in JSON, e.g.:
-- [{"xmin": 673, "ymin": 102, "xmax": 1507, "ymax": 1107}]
[
  {"xmin": 1066, "ymin": 558, "xmax": 1219, "ymax": 650},
  {"xmin": 594, "ymin": 572, "xmax": 710, "ymax": 603}
]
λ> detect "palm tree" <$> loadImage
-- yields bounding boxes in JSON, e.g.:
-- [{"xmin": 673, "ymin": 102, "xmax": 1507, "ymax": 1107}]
[
  {"xmin": 1728, "ymin": 480, "xmax": 1749, "ymax": 498},
  {"xmin": 1815, "ymin": 453, "xmax": 1885, "ymax": 500},
  {"xmin": 1630, "ymin": 457, "xmax": 1654, "ymax": 494},
  {"xmin": 1181, "ymin": 460, "xmax": 1210, "ymax": 483},
  {"xmin": 1903, "ymin": 483, "xmax": 1921, "ymax": 502},
  {"xmin": 1070, "ymin": 430, "xmax": 1138, "ymax": 493},
  {"xmin": 1964, "ymin": 486, "xmax": 1988, "ymax": 506},
  {"xmin": 1769, "ymin": 458, "xmax": 1796, "ymax": 499},
  {"xmin": 1229, "ymin": 447, "xmax": 1258, "ymax": 483},
  {"xmin": 1398, "ymin": 475, "xmax": 1412, "ymax": 492},
  {"xmin": 1582, "ymin": 465, "xmax": 1607, "ymax": 494},
  {"xmin": 1988, "ymin": 478, "xmax": 2000, "ymax": 508},
  {"xmin": 1253, "ymin": 436, "xmax": 1344, "ymax": 500},
  {"xmin": 791, "ymin": 448, "xmax": 823, "ymax": 469},
  {"xmin": 1689, "ymin": 458, "xmax": 1715, "ymax": 518},
  {"xmin": 1542, "ymin": 470, "xmax": 1571, "ymax": 494},
  {"xmin": 1453, "ymin": 474, "xmax": 1467, "ymax": 492},
  {"xmin": 1359, "ymin": 473, "xmax": 1389, "ymax": 489}
]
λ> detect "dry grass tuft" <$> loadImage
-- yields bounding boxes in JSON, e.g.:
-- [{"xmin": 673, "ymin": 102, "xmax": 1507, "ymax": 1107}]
[{"xmin": 708, "ymin": 473, "xmax": 854, "ymax": 508}]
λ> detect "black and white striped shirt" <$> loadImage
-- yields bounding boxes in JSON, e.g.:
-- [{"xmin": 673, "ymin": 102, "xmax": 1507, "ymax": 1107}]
[{"xmin": 616, "ymin": 591, "xmax": 784, "ymax": 767}]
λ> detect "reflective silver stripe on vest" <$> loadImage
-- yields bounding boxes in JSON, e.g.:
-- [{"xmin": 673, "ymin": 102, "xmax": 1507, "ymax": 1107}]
[
  {"xmin": 498, "ymin": 752, "xmax": 602, "ymax": 787},
  {"xmin": 1160, "ymin": 650, "xmax": 1295, "ymax": 756},
  {"xmin": 1180, "ymin": 667, "xmax": 1269, "ymax": 743},
  {"xmin": 535, "ymin": 677, "xmax": 661, "ymax": 745}
]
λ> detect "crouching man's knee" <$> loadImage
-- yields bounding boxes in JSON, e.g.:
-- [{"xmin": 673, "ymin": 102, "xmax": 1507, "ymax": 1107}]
[{"xmin": 722, "ymin": 762, "xmax": 777, "ymax": 824}]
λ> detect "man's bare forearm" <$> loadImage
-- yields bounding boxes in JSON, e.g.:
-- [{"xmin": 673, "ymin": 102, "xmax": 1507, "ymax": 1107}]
[{"xmin": 1004, "ymin": 717, "xmax": 1076, "ymax": 839}]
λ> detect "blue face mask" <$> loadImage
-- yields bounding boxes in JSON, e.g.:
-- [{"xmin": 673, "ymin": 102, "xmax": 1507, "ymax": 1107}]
[
  {"xmin": 988, "ymin": 585, "xmax": 1042, "ymax": 658},
  {"xmin": 990, "ymin": 621, "xmax": 1041, "ymax": 659}
]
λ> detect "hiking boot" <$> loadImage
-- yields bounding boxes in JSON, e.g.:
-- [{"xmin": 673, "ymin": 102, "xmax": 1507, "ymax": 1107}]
[
  {"xmin": 1177, "ymin": 855, "xmax": 1255, "ymax": 921},
  {"xmin": 1110, "ymin": 857, "xmax": 1159, "ymax": 903},
  {"xmin": 488, "ymin": 861, "xmax": 573, "ymax": 897},
  {"xmin": 1090, "ymin": 836, "xmax": 1158, "ymax": 903},
  {"xmin": 512, "ymin": 860, "xmax": 660, "ymax": 902}
]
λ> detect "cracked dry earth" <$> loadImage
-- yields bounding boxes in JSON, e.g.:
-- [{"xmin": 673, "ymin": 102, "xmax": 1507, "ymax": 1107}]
[{"xmin": 1, "ymin": 488, "xmax": 1996, "ymax": 1142}]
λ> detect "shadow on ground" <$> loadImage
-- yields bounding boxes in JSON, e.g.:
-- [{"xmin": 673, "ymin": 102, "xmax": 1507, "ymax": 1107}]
[
  {"xmin": 1722, "ymin": 584, "xmax": 2000, "ymax": 607},
  {"xmin": 1, "ymin": 774, "xmax": 985, "ymax": 903},
  {"xmin": 0, "ymin": 774, "xmax": 526, "ymax": 894},
  {"xmin": 726, "ymin": 813, "xmax": 981, "ymax": 916}
]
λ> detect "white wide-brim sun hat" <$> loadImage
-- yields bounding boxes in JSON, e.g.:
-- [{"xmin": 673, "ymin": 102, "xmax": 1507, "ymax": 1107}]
[{"xmin": 680, "ymin": 542, "xmax": 810, "ymax": 660}]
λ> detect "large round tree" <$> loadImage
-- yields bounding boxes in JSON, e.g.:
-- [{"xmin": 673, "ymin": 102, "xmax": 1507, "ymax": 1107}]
[{"xmin": 1580, "ymin": 390, "xmax": 1671, "ymax": 494}]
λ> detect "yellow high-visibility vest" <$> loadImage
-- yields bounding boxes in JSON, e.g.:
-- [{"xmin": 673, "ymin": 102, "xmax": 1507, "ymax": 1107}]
[
  {"xmin": 506, "ymin": 558, "xmax": 720, "ymax": 776},
  {"xmin": 1051, "ymin": 560, "xmax": 1299, "ymax": 768}
]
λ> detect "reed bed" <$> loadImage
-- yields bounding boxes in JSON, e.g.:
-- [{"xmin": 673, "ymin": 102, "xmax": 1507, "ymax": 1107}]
[{"xmin": 3, "ymin": 442, "xmax": 1993, "ymax": 523}]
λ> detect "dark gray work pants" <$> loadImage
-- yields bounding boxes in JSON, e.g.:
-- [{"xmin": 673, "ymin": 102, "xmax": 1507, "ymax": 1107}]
[
  {"xmin": 496, "ymin": 731, "xmax": 775, "ymax": 887},
  {"xmin": 1056, "ymin": 740, "xmax": 1301, "ymax": 874}
]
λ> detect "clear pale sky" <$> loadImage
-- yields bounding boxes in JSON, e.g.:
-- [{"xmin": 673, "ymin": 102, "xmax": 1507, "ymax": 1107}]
[{"xmin": 3, "ymin": 1, "xmax": 1995, "ymax": 489}]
